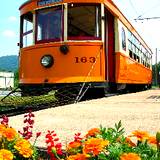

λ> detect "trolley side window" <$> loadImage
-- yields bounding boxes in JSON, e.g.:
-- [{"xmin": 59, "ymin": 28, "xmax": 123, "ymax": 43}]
[
  {"xmin": 121, "ymin": 27, "xmax": 126, "ymax": 51},
  {"xmin": 21, "ymin": 12, "xmax": 33, "ymax": 47},
  {"xmin": 36, "ymin": 6, "xmax": 62, "ymax": 43},
  {"xmin": 128, "ymin": 30, "xmax": 152, "ymax": 68},
  {"xmin": 68, "ymin": 4, "xmax": 101, "ymax": 40}
]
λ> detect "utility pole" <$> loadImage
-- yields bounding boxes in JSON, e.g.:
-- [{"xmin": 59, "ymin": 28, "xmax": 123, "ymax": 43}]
[{"xmin": 155, "ymin": 48, "xmax": 158, "ymax": 86}]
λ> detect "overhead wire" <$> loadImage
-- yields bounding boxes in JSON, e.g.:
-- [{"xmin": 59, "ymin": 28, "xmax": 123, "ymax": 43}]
[
  {"xmin": 134, "ymin": 16, "xmax": 160, "ymax": 21},
  {"xmin": 135, "ymin": 1, "xmax": 160, "ymax": 20},
  {"xmin": 128, "ymin": 0, "xmax": 139, "ymax": 17}
]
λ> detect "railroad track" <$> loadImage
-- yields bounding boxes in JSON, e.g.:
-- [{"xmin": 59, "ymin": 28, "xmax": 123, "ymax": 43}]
[
  {"xmin": 0, "ymin": 96, "xmax": 75, "ymax": 118},
  {"xmin": 0, "ymin": 87, "xmax": 123, "ymax": 118}
]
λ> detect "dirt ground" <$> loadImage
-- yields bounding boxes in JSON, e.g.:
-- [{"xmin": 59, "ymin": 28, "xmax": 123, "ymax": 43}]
[{"xmin": 9, "ymin": 89, "xmax": 160, "ymax": 148}]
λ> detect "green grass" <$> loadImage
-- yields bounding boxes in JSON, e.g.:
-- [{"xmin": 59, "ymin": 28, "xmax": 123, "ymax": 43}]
[
  {"xmin": 0, "ymin": 92, "xmax": 57, "ymax": 112},
  {"xmin": 151, "ymin": 85, "xmax": 160, "ymax": 89}
]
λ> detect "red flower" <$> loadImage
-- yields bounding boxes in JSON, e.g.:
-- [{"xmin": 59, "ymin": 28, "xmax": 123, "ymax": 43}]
[
  {"xmin": 36, "ymin": 132, "xmax": 41, "ymax": 138},
  {"xmin": 45, "ymin": 130, "xmax": 63, "ymax": 160},
  {"xmin": 74, "ymin": 133, "xmax": 82, "ymax": 142},
  {"xmin": 1, "ymin": 115, "xmax": 9, "ymax": 126},
  {"xmin": 19, "ymin": 111, "xmax": 35, "ymax": 140}
]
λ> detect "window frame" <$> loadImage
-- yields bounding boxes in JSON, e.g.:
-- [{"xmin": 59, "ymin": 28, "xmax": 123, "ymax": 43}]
[
  {"xmin": 20, "ymin": 12, "xmax": 34, "ymax": 48},
  {"xmin": 35, "ymin": 5, "xmax": 64, "ymax": 44},
  {"xmin": 67, "ymin": 3, "xmax": 102, "ymax": 41},
  {"xmin": 121, "ymin": 27, "xmax": 126, "ymax": 51}
]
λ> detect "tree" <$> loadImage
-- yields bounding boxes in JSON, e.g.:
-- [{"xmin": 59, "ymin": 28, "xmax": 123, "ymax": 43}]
[
  {"xmin": 152, "ymin": 62, "xmax": 160, "ymax": 86},
  {"xmin": 14, "ymin": 69, "xmax": 19, "ymax": 88}
]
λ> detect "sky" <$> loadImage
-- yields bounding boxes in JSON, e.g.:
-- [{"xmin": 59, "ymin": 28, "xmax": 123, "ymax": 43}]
[{"xmin": 0, "ymin": 0, "xmax": 160, "ymax": 63}]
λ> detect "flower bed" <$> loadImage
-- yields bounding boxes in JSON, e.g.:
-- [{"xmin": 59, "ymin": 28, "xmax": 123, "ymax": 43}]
[{"xmin": 0, "ymin": 111, "xmax": 160, "ymax": 160}]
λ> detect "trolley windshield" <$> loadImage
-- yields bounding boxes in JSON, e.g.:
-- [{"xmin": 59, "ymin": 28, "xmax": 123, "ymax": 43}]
[
  {"xmin": 20, "ymin": 3, "xmax": 101, "ymax": 47},
  {"xmin": 36, "ymin": 6, "xmax": 62, "ymax": 42},
  {"xmin": 68, "ymin": 4, "xmax": 101, "ymax": 40}
]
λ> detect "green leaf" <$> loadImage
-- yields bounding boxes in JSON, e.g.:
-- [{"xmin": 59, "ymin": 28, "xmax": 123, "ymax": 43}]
[{"xmin": 98, "ymin": 153, "xmax": 108, "ymax": 160}]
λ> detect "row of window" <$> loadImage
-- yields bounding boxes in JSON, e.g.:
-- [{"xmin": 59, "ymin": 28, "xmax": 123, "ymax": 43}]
[{"xmin": 121, "ymin": 28, "xmax": 152, "ymax": 68}]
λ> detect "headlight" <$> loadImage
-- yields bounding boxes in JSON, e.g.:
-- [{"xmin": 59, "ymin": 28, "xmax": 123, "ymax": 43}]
[{"xmin": 40, "ymin": 55, "xmax": 54, "ymax": 68}]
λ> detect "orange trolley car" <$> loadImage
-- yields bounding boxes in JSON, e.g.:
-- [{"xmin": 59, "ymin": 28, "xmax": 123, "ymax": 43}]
[{"xmin": 19, "ymin": 0, "xmax": 152, "ymax": 97}]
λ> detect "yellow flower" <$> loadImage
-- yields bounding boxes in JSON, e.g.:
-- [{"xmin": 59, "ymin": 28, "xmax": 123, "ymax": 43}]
[
  {"xmin": 125, "ymin": 137, "xmax": 136, "ymax": 147},
  {"xmin": 3, "ymin": 127, "xmax": 17, "ymax": 141},
  {"xmin": 120, "ymin": 153, "xmax": 141, "ymax": 160},
  {"xmin": 14, "ymin": 139, "xmax": 33, "ymax": 158},
  {"xmin": 0, "ymin": 124, "xmax": 6, "ymax": 134},
  {"xmin": 130, "ymin": 130, "xmax": 149, "ymax": 141},
  {"xmin": 67, "ymin": 141, "xmax": 82, "ymax": 150},
  {"xmin": 67, "ymin": 153, "xmax": 87, "ymax": 160},
  {"xmin": 85, "ymin": 128, "xmax": 100, "ymax": 138},
  {"xmin": 148, "ymin": 136, "xmax": 157, "ymax": 145},
  {"xmin": 83, "ymin": 138, "xmax": 109, "ymax": 156},
  {"xmin": 0, "ymin": 149, "xmax": 13, "ymax": 160}
]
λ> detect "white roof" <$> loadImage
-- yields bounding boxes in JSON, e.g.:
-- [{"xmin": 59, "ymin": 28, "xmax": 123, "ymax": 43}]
[{"xmin": 0, "ymin": 72, "xmax": 14, "ymax": 78}]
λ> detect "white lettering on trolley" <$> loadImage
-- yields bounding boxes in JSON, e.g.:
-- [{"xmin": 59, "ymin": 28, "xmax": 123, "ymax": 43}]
[{"xmin": 38, "ymin": 0, "xmax": 62, "ymax": 6}]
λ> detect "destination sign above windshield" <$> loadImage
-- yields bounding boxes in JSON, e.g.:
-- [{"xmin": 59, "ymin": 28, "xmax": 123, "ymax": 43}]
[{"xmin": 38, "ymin": 0, "xmax": 62, "ymax": 6}]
